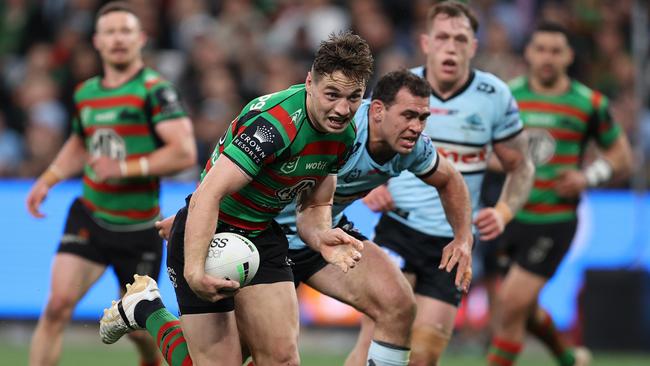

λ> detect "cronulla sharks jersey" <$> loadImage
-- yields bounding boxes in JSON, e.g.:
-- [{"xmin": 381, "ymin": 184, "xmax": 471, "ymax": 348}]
[
  {"xmin": 387, "ymin": 67, "xmax": 523, "ymax": 237},
  {"xmin": 275, "ymin": 99, "xmax": 439, "ymax": 250}
]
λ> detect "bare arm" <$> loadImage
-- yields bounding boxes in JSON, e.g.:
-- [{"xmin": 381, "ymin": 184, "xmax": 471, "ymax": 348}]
[
  {"xmin": 420, "ymin": 155, "xmax": 474, "ymax": 291},
  {"xmin": 183, "ymin": 155, "xmax": 250, "ymax": 302},
  {"xmin": 296, "ymin": 175, "xmax": 364, "ymax": 272},
  {"xmin": 26, "ymin": 135, "xmax": 87, "ymax": 218},
  {"xmin": 474, "ymin": 131, "xmax": 534, "ymax": 241},
  {"xmin": 555, "ymin": 133, "xmax": 633, "ymax": 198},
  {"xmin": 90, "ymin": 117, "xmax": 197, "ymax": 180}
]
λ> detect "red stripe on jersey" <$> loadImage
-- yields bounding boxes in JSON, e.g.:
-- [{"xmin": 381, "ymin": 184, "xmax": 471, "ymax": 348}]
[
  {"xmin": 523, "ymin": 202, "xmax": 577, "ymax": 214},
  {"xmin": 80, "ymin": 198, "xmax": 159, "ymax": 220},
  {"xmin": 264, "ymin": 168, "xmax": 319, "ymax": 186},
  {"xmin": 518, "ymin": 101, "xmax": 588, "ymax": 122},
  {"xmin": 548, "ymin": 154, "xmax": 578, "ymax": 165},
  {"xmin": 591, "ymin": 91, "xmax": 602, "ymax": 110},
  {"xmin": 84, "ymin": 124, "xmax": 150, "ymax": 136},
  {"xmin": 548, "ymin": 128, "xmax": 582, "ymax": 141},
  {"xmin": 300, "ymin": 141, "xmax": 348, "ymax": 157},
  {"xmin": 533, "ymin": 178, "xmax": 556, "ymax": 189},
  {"xmin": 152, "ymin": 105, "xmax": 161, "ymax": 117},
  {"xmin": 219, "ymin": 211, "xmax": 268, "ymax": 231},
  {"xmin": 231, "ymin": 192, "xmax": 280, "ymax": 214},
  {"xmin": 78, "ymin": 95, "xmax": 145, "ymax": 110},
  {"xmin": 268, "ymin": 105, "xmax": 297, "ymax": 140},
  {"xmin": 248, "ymin": 180, "xmax": 276, "ymax": 196},
  {"xmin": 83, "ymin": 176, "xmax": 157, "ymax": 193}
]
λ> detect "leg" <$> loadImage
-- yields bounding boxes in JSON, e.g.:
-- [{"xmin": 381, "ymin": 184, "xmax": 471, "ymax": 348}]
[
  {"xmin": 488, "ymin": 265, "xmax": 546, "ymax": 366},
  {"xmin": 30, "ymin": 253, "xmax": 106, "ymax": 366},
  {"xmin": 345, "ymin": 314, "xmax": 376, "ymax": 366},
  {"xmin": 235, "ymin": 282, "xmax": 300, "ymax": 366},
  {"xmin": 309, "ymin": 241, "xmax": 415, "ymax": 366},
  {"xmin": 409, "ymin": 295, "xmax": 458, "ymax": 366},
  {"xmin": 181, "ymin": 312, "xmax": 241, "ymax": 366}
]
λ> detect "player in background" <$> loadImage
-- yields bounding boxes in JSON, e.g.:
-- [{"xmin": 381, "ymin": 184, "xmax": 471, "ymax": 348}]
[
  {"xmin": 25, "ymin": 2, "xmax": 197, "ymax": 366},
  {"xmin": 351, "ymin": 2, "xmax": 535, "ymax": 365},
  {"xmin": 99, "ymin": 31, "xmax": 374, "ymax": 366},
  {"xmin": 271, "ymin": 69, "xmax": 473, "ymax": 366},
  {"xmin": 486, "ymin": 22, "xmax": 632, "ymax": 366}
]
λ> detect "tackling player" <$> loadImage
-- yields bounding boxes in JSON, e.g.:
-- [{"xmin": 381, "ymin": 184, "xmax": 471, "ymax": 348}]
[
  {"xmin": 25, "ymin": 2, "xmax": 197, "ymax": 366},
  {"xmin": 487, "ymin": 22, "xmax": 632, "ymax": 366},
  {"xmin": 353, "ymin": 2, "xmax": 535, "ymax": 365}
]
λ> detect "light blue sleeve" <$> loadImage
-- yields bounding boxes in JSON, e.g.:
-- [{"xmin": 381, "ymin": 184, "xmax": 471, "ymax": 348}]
[
  {"xmin": 407, "ymin": 133, "xmax": 439, "ymax": 176},
  {"xmin": 492, "ymin": 82, "xmax": 524, "ymax": 142}
]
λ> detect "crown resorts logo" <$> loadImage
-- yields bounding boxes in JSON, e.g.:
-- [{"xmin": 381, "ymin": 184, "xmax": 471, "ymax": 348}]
[{"xmin": 253, "ymin": 125, "xmax": 276, "ymax": 144}]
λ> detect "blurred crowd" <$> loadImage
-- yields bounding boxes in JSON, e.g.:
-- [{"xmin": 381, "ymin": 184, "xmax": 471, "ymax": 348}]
[{"xmin": 0, "ymin": 0, "xmax": 646, "ymax": 184}]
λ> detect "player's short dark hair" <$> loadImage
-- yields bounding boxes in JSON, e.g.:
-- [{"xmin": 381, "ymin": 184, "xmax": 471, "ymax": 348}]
[
  {"xmin": 312, "ymin": 31, "xmax": 374, "ymax": 86},
  {"xmin": 372, "ymin": 70, "xmax": 431, "ymax": 107},
  {"xmin": 426, "ymin": 1, "xmax": 479, "ymax": 33},
  {"xmin": 96, "ymin": 1, "xmax": 140, "ymax": 26},
  {"xmin": 529, "ymin": 21, "xmax": 573, "ymax": 48}
]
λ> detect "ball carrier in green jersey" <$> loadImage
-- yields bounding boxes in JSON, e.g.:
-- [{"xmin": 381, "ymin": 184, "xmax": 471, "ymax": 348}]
[
  {"xmin": 100, "ymin": 31, "xmax": 374, "ymax": 366},
  {"xmin": 25, "ymin": 2, "xmax": 197, "ymax": 366},
  {"xmin": 486, "ymin": 22, "xmax": 633, "ymax": 366}
]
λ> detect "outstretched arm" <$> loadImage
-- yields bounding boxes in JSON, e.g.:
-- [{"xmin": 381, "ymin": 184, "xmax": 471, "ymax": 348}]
[
  {"xmin": 296, "ymin": 174, "xmax": 364, "ymax": 273},
  {"xmin": 420, "ymin": 155, "xmax": 474, "ymax": 291}
]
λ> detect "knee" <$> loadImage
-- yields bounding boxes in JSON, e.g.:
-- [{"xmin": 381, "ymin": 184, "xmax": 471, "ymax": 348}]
[
  {"xmin": 410, "ymin": 326, "xmax": 450, "ymax": 366},
  {"xmin": 42, "ymin": 295, "xmax": 76, "ymax": 323},
  {"xmin": 257, "ymin": 343, "xmax": 300, "ymax": 366},
  {"xmin": 496, "ymin": 292, "xmax": 533, "ymax": 323},
  {"xmin": 374, "ymin": 283, "xmax": 416, "ymax": 325}
]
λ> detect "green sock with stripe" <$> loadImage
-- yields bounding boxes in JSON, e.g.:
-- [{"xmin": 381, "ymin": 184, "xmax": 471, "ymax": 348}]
[
  {"xmin": 526, "ymin": 308, "xmax": 575, "ymax": 366},
  {"xmin": 144, "ymin": 308, "xmax": 193, "ymax": 366},
  {"xmin": 487, "ymin": 337, "xmax": 522, "ymax": 366}
]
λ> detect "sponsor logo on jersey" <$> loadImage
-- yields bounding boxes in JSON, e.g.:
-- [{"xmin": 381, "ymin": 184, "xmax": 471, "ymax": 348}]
[
  {"xmin": 343, "ymin": 168, "xmax": 362, "ymax": 183},
  {"xmin": 527, "ymin": 129, "xmax": 556, "ymax": 166},
  {"xmin": 435, "ymin": 142, "xmax": 488, "ymax": 173},
  {"xmin": 233, "ymin": 122, "xmax": 279, "ymax": 165},
  {"xmin": 476, "ymin": 82, "xmax": 496, "ymax": 94},
  {"xmin": 305, "ymin": 160, "xmax": 328, "ymax": 170},
  {"xmin": 463, "ymin": 113, "xmax": 486, "ymax": 131},
  {"xmin": 94, "ymin": 110, "xmax": 117, "ymax": 123},
  {"xmin": 276, "ymin": 179, "xmax": 316, "ymax": 201},
  {"xmin": 89, "ymin": 128, "xmax": 126, "ymax": 159},
  {"xmin": 430, "ymin": 107, "xmax": 458, "ymax": 115},
  {"xmin": 80, "ymin": 107, "xmax": 92, "ymax": 126},
  {"xmin": 280, "ymin": 156, "xmax": 300, "ymax": 174}
]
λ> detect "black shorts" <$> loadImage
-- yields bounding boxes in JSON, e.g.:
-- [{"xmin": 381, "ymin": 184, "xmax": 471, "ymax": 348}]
[
  {"xmin": 502, "ymin": 219, "xmax": 578, "ymax": 278},
  {"xmin": 288, "ymin": 215, "xmax": 368, "ymax": 286},
  {"xmin": 373, "ymin": 214, "xmax": 463, "ymax": 306},
  {"xmin": 57, "ymin": 198, "xmax": 163, "ymax": 288},
  {"xmin": 166, "ymin": 203, "xmax": 293, "ymax": 315}
]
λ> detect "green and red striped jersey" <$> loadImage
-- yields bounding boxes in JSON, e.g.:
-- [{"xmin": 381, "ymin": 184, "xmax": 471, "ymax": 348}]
[
  {"xmin": 71, "ymin": 68, "xmax": 187, "ymax": 226},
  {"xmin": 510, "ymin": 76, "xmax": 621, "ymax": 223},
  {"xmin": 201, "ymin": 84, "xmax": 356, "ymax": 236}
]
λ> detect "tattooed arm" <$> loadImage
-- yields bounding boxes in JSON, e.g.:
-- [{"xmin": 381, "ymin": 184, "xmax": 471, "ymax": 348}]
[{"xmin": 474, "ymin": 130, "xmax": 535, "ymax": 240}]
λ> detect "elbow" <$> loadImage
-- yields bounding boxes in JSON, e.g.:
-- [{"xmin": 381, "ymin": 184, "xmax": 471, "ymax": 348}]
[{"xmin": 180, "ymin": 141, "xmax": 198, "ymax": 170}]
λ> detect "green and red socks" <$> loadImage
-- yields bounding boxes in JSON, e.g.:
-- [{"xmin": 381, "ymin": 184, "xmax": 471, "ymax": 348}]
[
  {"xmin": 526, "ymin": 308, "xmax": 575, "ymax": 366},
  {"xmin": 487, "ymin": 337, "xmax": 522, "ymax": 366},
  {"xmin": 134, "ymin": 299, "xmax": 192, "ymax": 366}
]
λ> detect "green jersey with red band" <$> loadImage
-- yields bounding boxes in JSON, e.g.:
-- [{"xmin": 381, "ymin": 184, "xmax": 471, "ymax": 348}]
[
  {"xmin": 71, "ymin": 68, "xmax": 187, "ymax": 226},
  {"xmin": 510, "ymin": 77, "xmax": 622, "ymax": 223},
  {"xmin": 200, "ymin": 84, "xmax": 356, "ymax": 237}
]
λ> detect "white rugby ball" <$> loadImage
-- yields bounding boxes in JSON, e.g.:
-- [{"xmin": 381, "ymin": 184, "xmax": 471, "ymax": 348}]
[{"xmin": 205, "ymin": 232, "xmax": 260, "ymax": 286}]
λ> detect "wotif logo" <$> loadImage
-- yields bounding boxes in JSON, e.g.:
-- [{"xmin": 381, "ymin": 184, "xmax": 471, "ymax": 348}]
[{"xmin": 305, "ymin": 160, "xmax": 328, "ymax": 170}]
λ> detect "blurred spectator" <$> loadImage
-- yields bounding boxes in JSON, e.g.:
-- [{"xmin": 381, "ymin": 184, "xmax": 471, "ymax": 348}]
[{"xmin": 0, "ymin": 110, "xmax": 24, "ymax": 176}]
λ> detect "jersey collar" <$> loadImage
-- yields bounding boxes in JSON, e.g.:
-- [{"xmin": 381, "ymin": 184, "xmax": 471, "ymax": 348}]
[{"xmin": 423, "ymin": 68, "xmax": 476, "ymax": 102}]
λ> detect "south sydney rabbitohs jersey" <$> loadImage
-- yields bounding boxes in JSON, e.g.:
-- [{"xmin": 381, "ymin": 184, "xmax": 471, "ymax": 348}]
[
  {"xmin": 275, "ymin": 99, "xmax": 440, "ymax": 250},
  {"xmin": 510, "ymin": 76, "xmax": 622, "ymax": 224},
  {"xmin": 200, "ymin": 84, "xmax": 356, "ymax": 237},
  {"xmin": 387, "ymin": 67, "xmax": 524, "ymax": 237},
  {"xmin": 71, "ymin": 68, "xmax": 187, "ymax": 226}
]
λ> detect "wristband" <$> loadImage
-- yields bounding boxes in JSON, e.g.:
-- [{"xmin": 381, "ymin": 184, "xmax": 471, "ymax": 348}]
[
  {"xmin": 584, "ymin": 157, "xmax": 613, "ymax": 187},
  {"xmin": 494, "ymin": 201, "xmax": 514, "ymax": 224},
  {"xmin": 139, "ymin": 157, "xmax": 149, "ymax": 176},
  {"xmin": 119, "ymin": 160, "xmax": 128, "ymax": 177},
  {"xmin": 41, "ymin": 165, "xmax": 65, "ymax": 187}
]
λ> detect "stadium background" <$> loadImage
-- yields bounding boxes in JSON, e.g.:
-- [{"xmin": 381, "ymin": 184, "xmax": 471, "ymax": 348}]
[{"xmin": 1, "ymin": 0, "xmax": 649, "ymax": 364}]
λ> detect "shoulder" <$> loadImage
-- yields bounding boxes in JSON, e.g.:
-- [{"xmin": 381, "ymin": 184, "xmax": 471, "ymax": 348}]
[
  {"xmin": 73, "ymin": 76, "xmax": 100, "ymax": 98},
  {"xmin": 473, "ymin": 70, "xmax": 512, "ymax": 98},
  {"xmin": 140, "ymin": 68, "xmax": 175, "ymax": 92},
  {"xmin": 571, "ymin": 80, "xmax": 607, "ymax": 107}
]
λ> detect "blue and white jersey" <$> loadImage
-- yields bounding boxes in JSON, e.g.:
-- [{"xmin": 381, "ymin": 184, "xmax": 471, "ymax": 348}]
[
  {"xmin": 276, "ymin": 99, "xmax": 439, "ymax": 250},
  {"xmin": 387, "ymin": 67, "xmax": 523, "ymax": 238}
]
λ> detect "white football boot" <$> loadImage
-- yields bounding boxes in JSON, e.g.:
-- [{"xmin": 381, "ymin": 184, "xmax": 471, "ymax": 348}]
[{"xmin": 99, "ymin": 274, "xmax": 160, "ymax": 344}]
